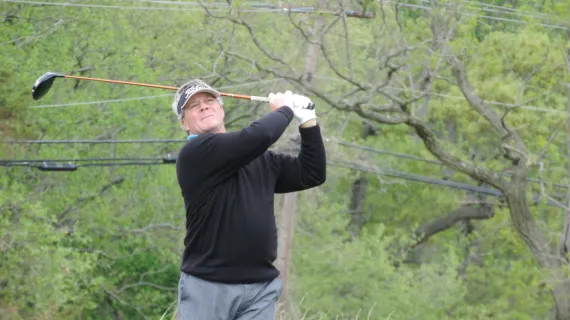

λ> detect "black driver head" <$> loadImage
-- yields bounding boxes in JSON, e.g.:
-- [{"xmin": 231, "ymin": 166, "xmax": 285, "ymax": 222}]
[{"xmin": 32, "ymin": 72, "xmax": 65, "ymax": 100}]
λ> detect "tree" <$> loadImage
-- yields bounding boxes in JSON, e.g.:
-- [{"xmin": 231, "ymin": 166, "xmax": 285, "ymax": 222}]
[{"xmin": 204, "ymin": 0, "xmax": 570, "ymax": 317}]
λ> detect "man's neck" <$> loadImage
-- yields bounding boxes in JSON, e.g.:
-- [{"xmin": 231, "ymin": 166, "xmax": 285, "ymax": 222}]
[{"xmin": 187, "ymin": 126, "xmax": 226, "ymax": 138}]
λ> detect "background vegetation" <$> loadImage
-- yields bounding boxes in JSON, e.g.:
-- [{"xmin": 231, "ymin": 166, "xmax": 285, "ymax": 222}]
[{"xmin": 1, "ymin": 0, "xmax": 570, "ymax": 319}]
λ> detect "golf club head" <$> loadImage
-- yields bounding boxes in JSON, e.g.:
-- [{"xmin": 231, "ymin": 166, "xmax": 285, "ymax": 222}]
[{"xmin": 32, "ymin": 72, "xmax": 65, "ymax": 100}]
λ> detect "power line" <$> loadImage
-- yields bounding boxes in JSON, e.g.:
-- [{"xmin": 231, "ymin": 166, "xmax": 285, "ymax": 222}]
[
  {"xmin": 458, "ymin": 0, "xmax": 555, "ymax": 20},
  {"xmin": 413, "ymin": 0, "xmax": 559, "ymax": 22},
  {"xmin": 2, "ymin": 156, "xmax": 168, "ymax": 163},
  {"xmin": 29, "ymin": 94, "xmax": 172, "ymax": 109},
  {"xmin": 2, "ymin": 139, "xmax": 566, "ymax": 189},
  {"xmin": 6, "ymin": 155, "xmax": 564, "ymax": 207},
  {"xmin": 1, "ymin": 139, "xmax": 185, "ymax": 144},
  {"xmin": 328, "ymin": 159, "xmax": 503, "ymax": 196},
  {"xmin": 3, "ymin": 0, "xmax": 562, "ymax": 28},
  {"xmin": 0, "ymin": 155, "xmax": 504, "ymax": 196},
  {"xmin": 330, "ymin": 138, "xmax": 567, "ymax": 189},
  {"xmin": 0, "ymin": 0, "xmax": 281, "ymax": 12},
  {"xmin": 0, "ymin": 0, "xmax": 367, "ymax": 16},
  {"xmin": 312, "ymin": 76, "xmax": 566, "ymax": 114},
  {"xmin": 6, "ymin": 155, "xmax": 563, "ymax": 206},
  {"xmin": 331, "ymin": 139, "xmax": 442, "ymax": 165},
  {"xmin": 381, "ymin": 0, "xmax": 566, "ymax": 30}
]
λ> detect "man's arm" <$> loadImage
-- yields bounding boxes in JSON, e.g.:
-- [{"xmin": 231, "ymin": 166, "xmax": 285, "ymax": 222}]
[
  {"xmin": 178, "ymin": 106, "xmax": 293, "ymax": 188},
  {"xmin": 272, "ymin": 122, "xmax": 327, "ymax": 193}
]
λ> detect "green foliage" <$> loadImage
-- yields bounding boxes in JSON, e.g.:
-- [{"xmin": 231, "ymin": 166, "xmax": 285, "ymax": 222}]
[
  {"xmin": 292, "ymin": 190, "xmax": 468, "ymax": 319},
  {"xmin": 1, "ymin": 1, "xmax": 568, "ymax": 319},
  {"xmin": 0, "ymin": 174, "xmax": 102, "ymax": 319}
]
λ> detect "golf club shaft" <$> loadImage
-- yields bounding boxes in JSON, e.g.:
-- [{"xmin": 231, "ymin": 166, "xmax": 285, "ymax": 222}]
[{"xmin": 62, "ymin": 75, "xmax": 270, "ymax": 102}]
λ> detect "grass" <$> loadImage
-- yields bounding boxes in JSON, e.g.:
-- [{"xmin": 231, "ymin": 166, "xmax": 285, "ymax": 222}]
[{"xmin": 161, "ymin": 300, "xmax": 391, "ymax": 320}]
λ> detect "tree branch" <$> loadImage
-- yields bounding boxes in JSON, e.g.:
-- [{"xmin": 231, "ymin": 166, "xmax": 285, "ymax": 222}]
[
  {"xmin": 447, "ymin": 55, "xmax": 529, "ymax": 165},
  {"xmin": 406, "ymin": 116, "xmax": 505, "ymax": 190},
  {"xmin": 412, "ymin": 203, "xmax": 494, "ymax": 248},
  {"xmin": 55, "ymin": 176, "xmax": 125, "ymax": 228}
]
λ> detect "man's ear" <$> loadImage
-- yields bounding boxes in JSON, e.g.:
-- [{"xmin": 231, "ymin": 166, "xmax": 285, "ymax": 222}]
[{"xmin": 180, "ymin": 118, "xmax": 189, "ymax": 131}]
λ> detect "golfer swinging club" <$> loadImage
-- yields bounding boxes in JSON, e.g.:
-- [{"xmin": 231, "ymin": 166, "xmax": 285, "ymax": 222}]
[{"xmin": 172, "ymin": 79, "xmax": 326, "ymax": 320}]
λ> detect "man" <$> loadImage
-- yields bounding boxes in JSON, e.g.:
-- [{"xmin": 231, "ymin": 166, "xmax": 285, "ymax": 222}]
[{"xmin": 171, "ymin": 79, "xmax": 326, "ymax": 320}]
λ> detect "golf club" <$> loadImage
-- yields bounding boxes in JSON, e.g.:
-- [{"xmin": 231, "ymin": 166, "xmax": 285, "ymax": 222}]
[{"xmin": 32, "ymin": 72, "xmax": 314, "ymax": 109}]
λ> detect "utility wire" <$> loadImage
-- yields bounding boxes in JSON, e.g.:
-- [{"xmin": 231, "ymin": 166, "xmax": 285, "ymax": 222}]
[
  {"xmin": 328, "ymin": 159, "xmax": 503, "ymax": 196},
  {"xmin": 1, "ymin": 139, "xmax": 184, "ymax": 144},
  {"xmin": 1, "ymin": 139, "xmax": 185, "ymax": 144},
  {"xmin": 2, "ymin": 140, "xmax": 566, "ymax": 189},
  {"xmin": 1, "ymin": 156, "xmax": 167, "ymax": 163},
  {"xmin": 7, "ymin": 155, "xmax": 564, "ymax": 206},
  {"xmin": 29, "ymin": 94, "xmax": 172, "ymax": 109},
  {"xmin": 412, "ymin": 0, "xmax": 559, "ymax": 22},
  {"xmin": 3, "ymin": 0, "xmax": 563, "ymax": 28},
  {"xmin": 0, "ymin": 0, "xmax": 281, "ymax": 12},
  {"xmin": 381, "ymin": 0, "xmax": 566, "ymax": 30},
  {"xmin": 10, "ymin": 1, "xmax": 563, "ymax": 114},
  {"xmin": 0, "ymin": 155, "xmax": 504, "ymax": 196},
  {"xmin": 312, "ymin": 76, "xmax": 566, "ymax": 114},
  {"xmin": 0, "ymin": 0, "xmax": 353, "ymax": 15},
  {"xmin": 458, "ymin": 0, "xmax": 555, "ymax": 19}
]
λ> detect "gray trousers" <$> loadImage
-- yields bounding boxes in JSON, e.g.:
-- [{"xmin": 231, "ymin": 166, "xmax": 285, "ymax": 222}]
[{"xmin": 177, "ymin": 272, "xmax": 283, "ymax": 320}]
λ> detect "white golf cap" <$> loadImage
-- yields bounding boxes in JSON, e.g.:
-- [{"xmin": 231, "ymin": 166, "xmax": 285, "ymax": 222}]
[{"xmin": 172, "ymin": 79, "xmax": 221, "ymax": 119}]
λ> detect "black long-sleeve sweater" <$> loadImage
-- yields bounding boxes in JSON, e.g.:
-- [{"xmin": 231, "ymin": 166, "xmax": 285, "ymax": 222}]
[{"xmin": 175, "ymin": 106, "xmax": 326, "ymax": 284}]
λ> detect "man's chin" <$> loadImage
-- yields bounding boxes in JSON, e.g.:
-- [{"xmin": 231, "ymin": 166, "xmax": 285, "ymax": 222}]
[{"xmin": 200, "ymin": 121, "xmax": 221, "ymax": 133}]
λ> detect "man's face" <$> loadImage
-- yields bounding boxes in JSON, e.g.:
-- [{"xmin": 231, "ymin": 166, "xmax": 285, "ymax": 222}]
[{"xmin": 180, "ymin": 92, "xmax": 225, "ymax": 134}]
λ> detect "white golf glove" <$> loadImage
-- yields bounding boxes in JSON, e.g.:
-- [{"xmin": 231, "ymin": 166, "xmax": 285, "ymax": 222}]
[{"xmin": 284, "ymin": 91, "xmax": 316, "ymax": 125}]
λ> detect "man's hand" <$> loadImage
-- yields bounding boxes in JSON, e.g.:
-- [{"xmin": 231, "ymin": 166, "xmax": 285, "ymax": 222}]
[
  {"xmin": 268, "ymin": 91, "xmax": 294, "ymax": 112},
  {"xmin": 268, "ymin": 91, "xmax": 317, "ymax": 127},
  {"xmin": 289, "ymin": 92, "xmax": 316, "ymax": 127}
]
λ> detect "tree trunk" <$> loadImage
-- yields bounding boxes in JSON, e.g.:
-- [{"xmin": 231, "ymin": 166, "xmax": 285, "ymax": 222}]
[
  {"xmin": 348, "ymin": 176, "xmax": 368, "ymax": 238},
  {"xmin": 504, "ymin": 181, "xmax": 570, "ymax": 319},
  {"xmin": 548, "ymin": 28, "xmax": 570, "ymax": 320},
  {"xmin": 347, "ymin": 121, "xmax": 376, "ymax": 238},
  {"xmin": 275, "ymin": 192, "xmax": 298, "ymax": 313}
]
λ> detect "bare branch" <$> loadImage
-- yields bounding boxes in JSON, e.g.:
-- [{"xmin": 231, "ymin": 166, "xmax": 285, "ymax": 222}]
[
  {"xmin": 447, "ymin": 56, "xmax": 512, "ymax": 137},
  {"xmin": 286, "ymin": 9, "xmax": 317, "ymax": 45},
  {"xmin": 55, "ymin": 176, "xmax": 125, "ymax": 228},
  {"xmin": 560, "ymin": 49, "xmax": 570, "ymax": 262},
  {"xmin": 225, "ymin": 103, "xmax": 263, "ymax": 128},
  {"xmin": 413, "ymin": 204, "xmax": 494, "ymax": 247},
  {"xmin": 406, "ymin": 116, "xmax": 505, "ymax": 190},
  {"xmin": 341, "ymin": 12, "xmax": 353, "ymax": 77},
  {"xmin": 447, "ymin": 55, "xmax": 529, "ymax": 166},
  {"xmin": 559, "ymin": 190, "xmax": 570, "ymax": 261},
  {"xmin": 447, "ymin": 57, "xmax": 524, "ymax": 144},
  {"xmin": 224, "ymin": 13, "xmax": 294, "ymax": 73},
  {"xmin": 102, "ymin": 285, "xmax": 148, "ymax": 320}
]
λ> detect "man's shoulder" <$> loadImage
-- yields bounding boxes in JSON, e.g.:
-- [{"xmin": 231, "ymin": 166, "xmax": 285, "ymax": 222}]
[{"xmin": 177, "ymin": 134, "xmax": 216, "ymax": 157}]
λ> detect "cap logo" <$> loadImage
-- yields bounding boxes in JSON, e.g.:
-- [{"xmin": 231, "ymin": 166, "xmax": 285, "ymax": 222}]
[
  {"xmin": 183, "ymin": 85, "xmax": 208, "ymax": 100},
  {"xmin": 177, "ymin": 85, "xmax": 210, "ymax": 115}
]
